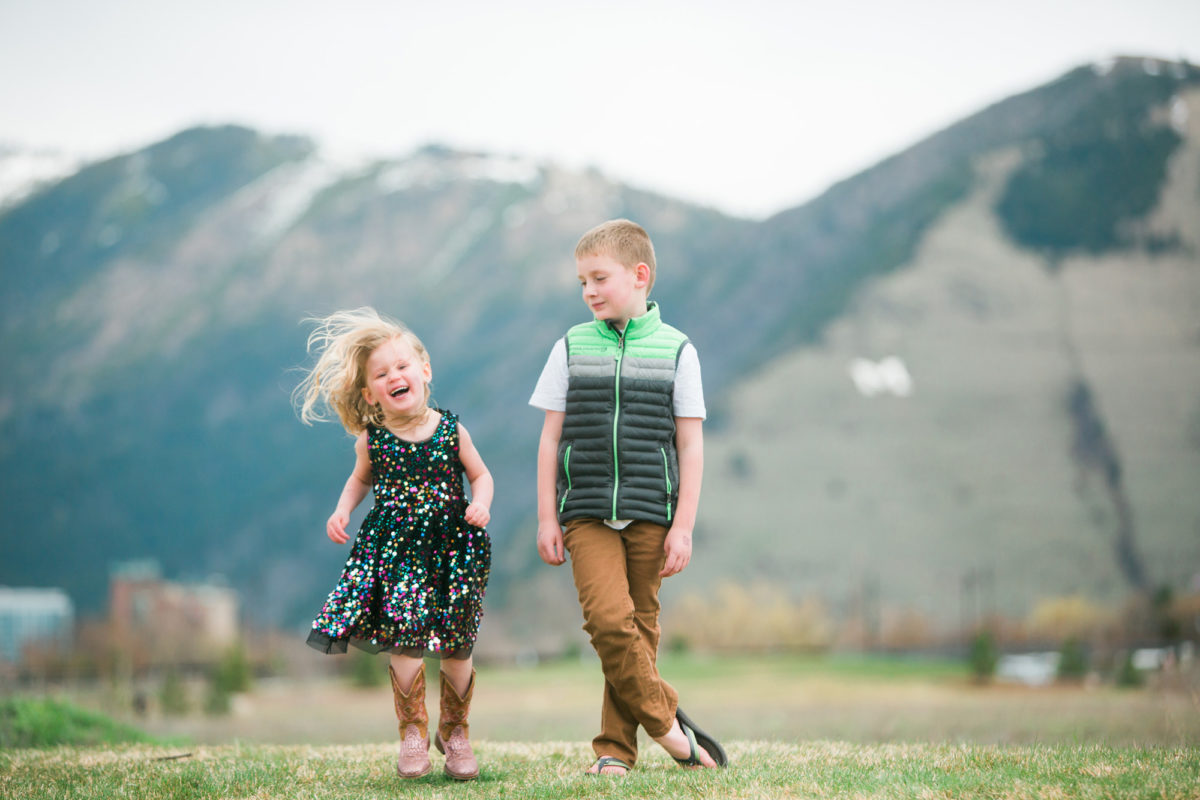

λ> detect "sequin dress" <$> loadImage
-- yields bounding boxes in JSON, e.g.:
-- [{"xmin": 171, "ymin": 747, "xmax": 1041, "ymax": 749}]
[{"xmin": 306, "ymin": 410, "xmax": 491, "ymax": 658}]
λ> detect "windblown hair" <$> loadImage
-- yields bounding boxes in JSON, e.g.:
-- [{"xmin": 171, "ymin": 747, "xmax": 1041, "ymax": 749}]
[
  {"xmin": 574, "ymin": 218, "xmax": 657, "ymax": 294},
  {"xmin": 294, "ymin": 307, "xmax": 430, "ymax": 435}
]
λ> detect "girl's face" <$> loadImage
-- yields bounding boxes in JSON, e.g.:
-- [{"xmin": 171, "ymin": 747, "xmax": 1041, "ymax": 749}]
[{"xmin": 361, "ymin": 336, "xmax": 431, "ymax": 420}]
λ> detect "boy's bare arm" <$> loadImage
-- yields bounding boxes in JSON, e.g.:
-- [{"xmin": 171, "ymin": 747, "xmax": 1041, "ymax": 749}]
[
  {"xmin": 536, "ymin": 410, "xmax": 566, "ymax": 565},
  {"xmin": 661, "ymin": 417, "xmax": 703, "ymax": 577}
]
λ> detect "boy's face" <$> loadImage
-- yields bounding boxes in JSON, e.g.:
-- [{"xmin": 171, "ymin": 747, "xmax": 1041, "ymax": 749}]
[{"xmin": 576, "ymin": 252, "xmax": 649, "ymax": 326}]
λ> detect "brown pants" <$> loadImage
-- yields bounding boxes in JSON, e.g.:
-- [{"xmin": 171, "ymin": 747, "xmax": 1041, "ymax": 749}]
[{"xmin": 563, "ymin": 518, "xmax": 678, "ymax": 765}]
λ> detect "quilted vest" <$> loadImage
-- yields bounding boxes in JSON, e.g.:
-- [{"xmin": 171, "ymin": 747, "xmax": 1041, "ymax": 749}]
[{"xmin": 557, "ymin": 302, "xmax": 689, "ymax": 526}]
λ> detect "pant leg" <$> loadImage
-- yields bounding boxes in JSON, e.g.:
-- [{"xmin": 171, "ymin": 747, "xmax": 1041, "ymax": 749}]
[
  {"xmin": 622, "ymin": 519, "xmax": 679, "ymax": 720},
  {"xmin": 563, "ymin": 519, "xmax": 677, "ymax": 765}
]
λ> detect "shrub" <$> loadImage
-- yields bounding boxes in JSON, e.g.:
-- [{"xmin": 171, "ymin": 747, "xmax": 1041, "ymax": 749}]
[
  {"xmin": 1027, "ymin": 595, "xmax": 1112, "ymax": 641},
  {"xmin": 212, "ymin": 642, "xmax": 252, "ymax": 695},
  {"xmin": 1057, "ymin": 638, "xmax": 1089, "ymax": 681},
  {"xmin": 1114, "ymin": 650, "xmax": 1144, "ymax": 688},
  {"xmin": 204, "ymin": 679, "xmax": 231, "ymax": 716},
  {"xmin": 666, "ymin": 581, "xmax": 833, "ymax": 652},
  {"xmin": 159, "ymin": 667, "xmax": 189, "ymax": 716},
  {"xmin": 348, "ymin": 649, "xmax": 386, "ymax": 688},
  {"xmin": 968, "ymin": 630, "xmax": 998, "ymax": 684}
]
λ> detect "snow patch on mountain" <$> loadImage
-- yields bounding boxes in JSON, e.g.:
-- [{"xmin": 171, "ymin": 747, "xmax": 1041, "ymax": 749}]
[
  {"xmin": 224, "ymin": 152, "xmax": 361, "ymax": 242},
  {"xmin": 0, "ymin": 146, "xmax": 80, "ymax": 209},
  {"xmin": 376, "ymin": 151, "xmax": 540, "ymax": 194}
]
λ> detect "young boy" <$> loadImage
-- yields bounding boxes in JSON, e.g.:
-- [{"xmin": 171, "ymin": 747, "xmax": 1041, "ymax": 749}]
[{"xmin": 530, "ymin": 219, "xmax": 727, "ymax": 775}]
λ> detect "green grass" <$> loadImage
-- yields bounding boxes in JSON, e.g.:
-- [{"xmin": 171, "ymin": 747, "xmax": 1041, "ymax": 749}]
[
  {"xmin": 0, "ymin": 697, "xmax": 155, "ymax": 750},
  {"xmin": 2, "ymin": 740, "xmax": 1197, "ymax": 799},
  {"xmin": 6, "ymin": 655, "xmax": 1199, "ymax": 798},
  {"xmin": 658, "ymin": 651, "xmax": 970, "ymax": 682}
]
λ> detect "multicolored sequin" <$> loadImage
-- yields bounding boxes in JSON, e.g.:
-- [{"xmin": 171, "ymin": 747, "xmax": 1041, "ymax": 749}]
[{"xmin": 306, "ymin": 410, "xmax": 491, "ymax": 657}]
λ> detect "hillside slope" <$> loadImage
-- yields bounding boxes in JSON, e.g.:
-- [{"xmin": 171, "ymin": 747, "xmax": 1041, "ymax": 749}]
[
  {"xmin": 0, "ymin": 58, "xmax": 1197, "ymax": 647},
  {"xmin": 686, "ymin": 83, "xmax": 1200, "ymax": 632}
]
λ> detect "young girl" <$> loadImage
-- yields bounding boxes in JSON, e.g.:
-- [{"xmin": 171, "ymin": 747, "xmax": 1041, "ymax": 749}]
[{"xmin": 295, "ymin": 307, "xmax": 492, "ymax": 781}]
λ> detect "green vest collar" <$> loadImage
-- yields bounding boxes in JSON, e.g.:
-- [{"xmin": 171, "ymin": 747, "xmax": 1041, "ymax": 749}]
[{"xmin": 596, "ymin": 301, "xmax": 663, "ymax": 341}]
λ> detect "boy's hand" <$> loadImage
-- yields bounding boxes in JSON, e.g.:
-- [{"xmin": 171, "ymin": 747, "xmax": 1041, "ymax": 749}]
[
  {"xmin": 465, "ymin": 501, "xmax": 490, "ymax": 527},
  {"xmin": 537, "ymin": 523, "xmax": 566, "ymax": 566},
  {"xmin": 660, "ymin": 525, "xmax": 693, "ymax": 577},
  {"xmin": 326, "ymin": 510, "xmax": 351, "ymax": 544}
]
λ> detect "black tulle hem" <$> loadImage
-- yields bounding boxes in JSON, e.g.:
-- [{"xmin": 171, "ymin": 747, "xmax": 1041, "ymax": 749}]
[{"xmin": 305, "ymin": 629, "xmax": 474, "ymax": 660}]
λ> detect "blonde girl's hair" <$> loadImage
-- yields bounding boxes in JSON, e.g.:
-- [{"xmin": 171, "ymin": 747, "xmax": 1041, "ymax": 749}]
[
  {"xmin": 574, "ymin": 218, "xmax": 657, "ymax": 294},
  {"xmin": 293, "ymin": 307, "xmax": 431, "ymax": 435}
]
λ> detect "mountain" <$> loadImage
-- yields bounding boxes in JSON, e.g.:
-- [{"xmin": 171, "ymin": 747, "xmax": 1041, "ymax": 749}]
[
  {"xmin": 679, "ymin": 56, "xmax": 1200, "ymax": 638},
  {"xmin": 0, "ymin": 145, "xmax": 81, "ymax": 212},
  {"xmin": 2, "ymin": 57, "xmax": 1198, "ymax": 652}
]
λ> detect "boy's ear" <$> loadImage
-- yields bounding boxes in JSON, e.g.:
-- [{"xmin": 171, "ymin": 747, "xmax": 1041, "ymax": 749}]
[{"xmin": 634, "ymin": 262, "xmax": 651, "ymax": 288}]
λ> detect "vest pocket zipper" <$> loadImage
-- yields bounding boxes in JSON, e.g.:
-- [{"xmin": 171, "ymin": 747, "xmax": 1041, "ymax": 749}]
[
  {"xmin": 660, "ymin": 446, "xmax": 673, "ymax": 522},
  {"xmin": 559, "ymin": 444, "xmax": 573, "ymax": 513}
]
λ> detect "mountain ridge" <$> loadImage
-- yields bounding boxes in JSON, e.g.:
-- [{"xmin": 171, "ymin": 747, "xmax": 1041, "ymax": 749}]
[{"xmin": 1, "ymin": 56, "xmax": 1197, "ymax": 648}]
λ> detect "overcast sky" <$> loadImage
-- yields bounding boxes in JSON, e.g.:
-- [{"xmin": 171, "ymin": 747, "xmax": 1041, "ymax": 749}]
[{"xmin": 2, "ymin": 0, "xmax": 1198, "ymax": 218}]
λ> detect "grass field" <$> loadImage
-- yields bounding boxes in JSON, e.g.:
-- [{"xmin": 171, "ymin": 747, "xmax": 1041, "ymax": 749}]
[
  {"xmin": 133, "ymin": 652, "xmax": 1200, "ymax": 748},
  {"xmin": 3, "ymin": 740, "xmax": 1198, "ymax": 800},
  {"xmin": 4, "ymin": 653, "xmax": 1198, "ymax": 798}
]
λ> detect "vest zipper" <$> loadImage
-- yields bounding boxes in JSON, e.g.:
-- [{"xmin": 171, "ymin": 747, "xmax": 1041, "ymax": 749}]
[
  {"xmin": 559, "ymin": 444, "xmax": 573, "ymax": 513},
  {"xmin": 611, "ymin": 329, "xmax": 626, "ymax": 519},
  {"xmin": 660, "ymin": 447, "xmax": 673, "ymax": 522}
]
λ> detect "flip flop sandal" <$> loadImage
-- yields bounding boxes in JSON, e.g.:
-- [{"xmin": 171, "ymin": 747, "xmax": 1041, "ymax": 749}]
[
  {"xmin": 587, "ymin": 756, "xmax": 631, "ymax": 776},
  {"xmin": 674, "ymin": 707, "xmax": 729, "ymax": 768}
]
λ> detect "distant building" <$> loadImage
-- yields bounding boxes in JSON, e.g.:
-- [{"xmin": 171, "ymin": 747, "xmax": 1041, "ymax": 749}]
[
  {"xmin": 0, "ymin": 587, "xmax": 74, "ymax": 663},
  {"xmin": 109, "ymin": 560, "xmax": 238, "ymax": 663}
]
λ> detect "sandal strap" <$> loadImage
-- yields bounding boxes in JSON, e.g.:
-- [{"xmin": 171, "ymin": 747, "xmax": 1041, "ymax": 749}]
[
  {"xmin": 673, "ymin": 722, "xmax": 703, "ymax": 766},
  {"xmin": 591, "ymin": 756, "xmax": 631, "ymax": 774}
]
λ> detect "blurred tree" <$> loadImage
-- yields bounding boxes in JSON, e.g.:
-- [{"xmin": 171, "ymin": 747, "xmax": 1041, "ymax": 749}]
[
  {"xmin": 212, "ymin": 641, "xmax": 252, "ymax": 694},
  {"xmin": 1114, "ymin": 650, "xmax": 1144, "ymax": 688},
  {"xmin": 666, "ymin": 581, "xmax": 833, "ymax": 653},
  {"xmin": 1153, "ymin": 585, "xmax": 1182, "ymax": 643},
  {"xmin": 968, "ymin": 630, "xmax": 998, "ymax": 684},
  {"xmin": 159, "ymin": 668, "xmax": 189, "ymax": 716},
  {"xmin": 204, "ymin": 678, "xmax": 231, "ymax": 716},
  {"xmin": 1027, "ymin": 594, "xmax": 1112, "ymax": 642},
  {"xmin": 1057, "ymin": 638, "xmax": 1088, "ymax": 682},
  {"xmin": 348, "ymin": 649, "xmax": 386, "ymax": 688}
]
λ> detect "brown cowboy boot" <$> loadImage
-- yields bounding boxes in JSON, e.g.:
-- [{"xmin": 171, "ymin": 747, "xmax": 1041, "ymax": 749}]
[
  {"xmin": 434, "ymin": 669, "xmax": 479, "ymax": 780},
  {"xmin": 389, "ymin": 663, "xmax": 431, "ymax": 779}
]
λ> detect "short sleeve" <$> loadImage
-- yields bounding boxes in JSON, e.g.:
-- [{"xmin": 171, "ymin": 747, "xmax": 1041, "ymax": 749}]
[
  {"xmin": 528, "ymin": 338, "xmax": 568, "ymax": 412},
  {"xmin": 673, "ymin": 342, "xmax": 705, "ymax": 419}
]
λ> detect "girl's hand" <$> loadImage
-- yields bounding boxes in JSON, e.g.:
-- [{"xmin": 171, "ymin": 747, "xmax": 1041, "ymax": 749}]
[
  {"xmin": 465, "ymin": 501, "xmax": 490, "ymax": 528},
  {"xmin": 327, "ymin": 510, "xmax": 351, "ymax": 544},
  {"xmin": 537, "ymin": 523, "xmax": 566, "ymax": 566},
  {"xmin": 660, "ymin": 525, "xmax": 693, "ymax": 577}
]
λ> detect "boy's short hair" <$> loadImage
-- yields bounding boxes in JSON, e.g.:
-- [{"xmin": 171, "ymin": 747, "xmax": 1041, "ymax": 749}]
[{"xmin": 575, "ymin": 219, "xmax": 657, "ymax": 294}]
